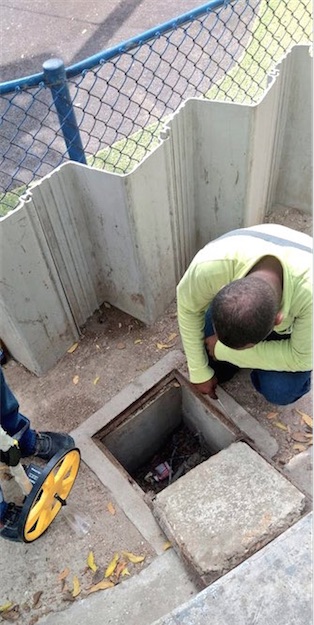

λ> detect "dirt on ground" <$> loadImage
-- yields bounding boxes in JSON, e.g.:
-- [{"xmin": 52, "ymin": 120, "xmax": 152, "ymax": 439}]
[{"xmin": 0, "ymin": 206, "xmax": 312, "ymax": 624}]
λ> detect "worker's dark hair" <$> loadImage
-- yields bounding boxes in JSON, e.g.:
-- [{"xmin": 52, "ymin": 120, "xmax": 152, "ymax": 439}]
[{"xmin": 211, "ymin": 276, "xmax": 279, "ymax": 349}]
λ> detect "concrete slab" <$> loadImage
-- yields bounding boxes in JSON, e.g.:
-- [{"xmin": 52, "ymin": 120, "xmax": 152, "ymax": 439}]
[
  {"xmin": 153, "ymin": 442, "xmax": 306, "ymax": 585},
  {"xmin": 153, "ymin": 512, "xmax": 313, "ymax": 625},
  {"xmin": 283, "ymin": 447, "xmax": 313, "ymax": 497},
  {"xmin": 37, "ymin": 549, "xmax": 198, "ymax": 625}
]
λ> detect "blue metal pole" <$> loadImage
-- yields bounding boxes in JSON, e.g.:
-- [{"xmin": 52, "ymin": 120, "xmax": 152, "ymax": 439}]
[{"xmin": 43, "ymin": 58, "xmax": 86, "ymax": 164}]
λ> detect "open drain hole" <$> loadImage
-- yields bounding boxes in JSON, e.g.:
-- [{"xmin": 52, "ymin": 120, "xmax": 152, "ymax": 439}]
[{"xmin": 97, "ymin": 376, "xmax": 238, "ymax": 497}]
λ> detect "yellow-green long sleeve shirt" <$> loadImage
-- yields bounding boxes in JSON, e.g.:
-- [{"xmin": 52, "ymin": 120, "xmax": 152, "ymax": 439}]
[{"xmin": 177, "ymin": 224, "xmax": 312, "ymax": 384}]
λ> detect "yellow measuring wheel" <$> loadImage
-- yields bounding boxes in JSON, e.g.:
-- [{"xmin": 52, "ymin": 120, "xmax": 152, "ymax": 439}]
[{"xmin": 18, "ymin": 447, "xmax": 80, "ymax": 542}]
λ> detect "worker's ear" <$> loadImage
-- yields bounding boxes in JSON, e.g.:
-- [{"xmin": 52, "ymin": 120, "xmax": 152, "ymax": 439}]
[{"xmin": 275, "ymin": 311, "xmax": 284, "ymax": 325}]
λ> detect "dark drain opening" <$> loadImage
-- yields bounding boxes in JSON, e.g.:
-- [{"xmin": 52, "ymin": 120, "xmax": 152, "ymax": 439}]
[
  {"xmin": 97, "ymin": 377, "xmax": 238, "ymax": 495},
  {"xmin": 133, "ymin": 421, "xmax": 211, "ymax": 494}
]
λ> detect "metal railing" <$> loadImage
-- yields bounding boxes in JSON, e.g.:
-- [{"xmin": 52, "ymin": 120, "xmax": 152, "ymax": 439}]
[{"xmin": 0, "ymin": 0, "xmax": 312, "ymax": 214}]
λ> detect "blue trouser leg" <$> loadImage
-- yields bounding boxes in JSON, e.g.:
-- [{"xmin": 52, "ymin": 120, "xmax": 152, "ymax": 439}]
[
  {"xmin": 0, "ymin": 367, "xmax": 36, "ymax": 456},
  {"xmin": 204, "ymin": 308, "xmax": 312, "ymax": 404}
]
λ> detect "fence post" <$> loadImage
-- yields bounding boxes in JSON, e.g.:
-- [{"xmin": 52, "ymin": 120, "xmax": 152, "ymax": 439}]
[{"xmin": 43, "ymin": 58, "xmax": 87, "ymax": 164}]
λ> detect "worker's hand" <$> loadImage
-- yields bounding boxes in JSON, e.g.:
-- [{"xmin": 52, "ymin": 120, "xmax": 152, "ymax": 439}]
[
  {"xmin": 192, "ymin": 376, "xmax": 218, "ymax": 399},
  {"xmin": 205, "ymin": 334, "xmax": 218, "ymax": 359}
]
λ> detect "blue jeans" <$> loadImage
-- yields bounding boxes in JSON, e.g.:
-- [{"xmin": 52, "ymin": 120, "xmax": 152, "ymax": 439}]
[
  {"xmin": 0, "ymin": 368, "xmax": 38, "ymax": 521},
  {"xmin": 204, "ymin": 308, "xmax": 311, "ymax": 405}
]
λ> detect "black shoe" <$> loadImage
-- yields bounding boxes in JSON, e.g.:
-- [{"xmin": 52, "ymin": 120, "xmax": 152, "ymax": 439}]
[
  {"xmin": 0, "ymin": 502, "xmax": 23, "ymax": 542},
  {"xmin": 34, "ymin": 432, "xmax": 75, "ymax": 461}
]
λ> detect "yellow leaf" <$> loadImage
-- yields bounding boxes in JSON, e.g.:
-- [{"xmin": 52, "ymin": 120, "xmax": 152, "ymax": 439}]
[
  {"xmin": 293, "ymin": 443, "xmax": 307, "ymax": 452},
  {"xmin": 122, "ymin": 551, "xmax": 145, "ymax": 564},
  {"xmin": 87, "ymin": 551, "xmax": 98, "ymax": 573},
  {"xmin": 156, "ymin": 342, "xmax": 171, "ymax": 350},
  {"xmin": 0, "ymin": 602, "xmax": 13, "ymax": 613},
  {"xmin": 121, "ymin": 567, "xmax": 130, "ymax": 577},
  {"xmin": 58, "ymin": 567, "xmax": 70, "ymax": 581},
  {"xmin": 67, "ymin": 342, "xmax": 79, "ymax": 354},
  {"xmin": 167, "ymin": 332, "xmax": 177, "ymax": 342},
  {"xmin": 72, "ymin": 576, "xmax": 81, "ymax": 598},
  {"xmin": 134, "ymin": 339, "xmax": 143, "ymax": 344},
  {"xmin": 273, "ymin": 421, "xmax": 288, "ymax": 431},
  {"xmin": 86, "ymin": 580, "xmax": 114, "ymax": 594},
  {"xmin": 296, "ymin": 409, "xmax": 313, "ymax": 429},
  {"xmin": 105, "ymin": 553, "xmax": 119, "ymax": 578},
  {"xmin": 93, "ymin": 376, "xmax": 100, "ymax": 385},
  {"xmin": 73, "ymin": 375, "xmax": 79, "ymax": 385},
  {"xmin": 107, "ymin": 502, "xmax": 116, "ymax": 515},
  {"xmin": 266, "ymin": 411, "xmax": 279, "ymax": 420},
  {"xmin": 163, "ymin": 541, "xmax": 172, "ymax": 551}
]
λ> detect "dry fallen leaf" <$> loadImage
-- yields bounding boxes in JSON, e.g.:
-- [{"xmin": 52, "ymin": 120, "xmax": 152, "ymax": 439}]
[
  {"xmin": 122, "ymin": 551, "xmax": 145, "ymax": 564},
  {"xmin": 114, "ymin": 560, "xmax": 128, "ymax": 581},
  {"xmin": 58, "ymin": 567, "xmax": 70, "ymax": 581},
  {"xmin": 67, "ymin": 342, "xmax": 78, "ymax": 354},
  {"xmin": 156, "ymin": 342, "xmax": 171, "ymax": 350},
  {"xmin": 266, "ymin": 411, "xmax": 279, "ymax": 420},
  {"xmin": 134, "ymin": 339, "xmax": 143, "ymax": 345},
  {"xmin": 86, "ymin": 580, "xmax": 114, "ymax": 595},
  {"xmin": 273, "ymin": 421, "xmax": 288, "ymax": 431},
  {"xmin": 32, "ymin": 591, "xmax": 43, "ymax": 608},
  {"xmin": 291, "ymin": 432, "xmax": 309, "ymax": 443},
  {"xmin": 72, "ymin": 375, "xmax": 79, "ymax": 385},
  {"xmin": 293, "ymin": 443, "xmax": 307, "ymax": 452},
  {"xmin": 104, "ymin": 302, "xmax": 111, "ymax": 309},
  {"xmin": 105, "ymin": 553, "xmax": 119, "ymax": 578},
  {"xmin": 163, "ymin": 541, "xmax": 172, "ymax": 551},
  {"xmin": 93, "ymin": 376, "xmax": 100, "ymax": 385},
  {"xmin": 0, "ymin": 603, "xmax": 13, "ymax": 613},
  {"xmin": 107, "ymin": 502, "xmax": 116, "ymax": 515},
  {"xmin": 296, "ymin": 409, "xmax": 313, "ymax": 429},
  {"xmin": 116, "ymin": 342, "xmax": 126, "ymax": 350},
  {"xmin": 87, "ymin": 551, "xmax": 98, "ymax": 573},
  {"xmin": 121, "ymin": 567, "xmax": 130, "ymax": 577},
  {"xmin": 0, "ymin": 605, "xmax": 20, "ymax": 622},
  {"xmin": 72, "ymin": 576, "xmax": 81, "ymax": 598},
  {"xmin": 167, "ymin": 332, "xmax": 177, "ymax": 342}
]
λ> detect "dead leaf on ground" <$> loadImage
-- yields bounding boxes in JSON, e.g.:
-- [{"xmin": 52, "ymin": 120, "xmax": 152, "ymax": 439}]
[
  {"xmin": 87, "ymin": 551, "xmax": 98, "ymax": 572},
  {"xmin": 121, "ymin": 567, "xmax": 130, "ymax": 577},
  {"xmin": 156, "ymin": 342, "xmax": 171, "ymax": 350},
  {"xmin": 92, "ymin": 568, "xmax": 105, "ymax": 585},
  {"xmin": 72, "ymin": 375, "xmax": 79, "ymax": 385},
  {"xmin": 266, "ymin": 411, "xmax": 279, "ymax": 420},
  {"xmin": 105, "ymin": 553, "xmax": 119, "ymax": 578},
  {"xmin": 107, "ymin": 502, "xmax": 116, "ymax": 515},
  {"xmin": 293, "ymin": 443, "xmax": 307, "ymax": 452},
  {"xmin": 93, "ymin": 376, "xmax": 100, "ymax": 385},
  {"xmin": 0, "ymin": 603, "xmax": 13, "ymax": 613},
  {"xmin": 273, "ymin": 421, "xmax": 288, "ymax": 431},
  {"xmin": 116, "ymin": 342, "xmax": 126, "ymax": 350},
  {"xmin": 296, "ymin": 409, "xmax": 313, "ymax": 429},
  {"xmin": 58, "ymin": 567, "xmax": 70, "ymax": 582},
  {"xmin": 122, "ymin": 551, "xmax": 145, "ymax": 564},
  {"xmin": 163, "ymin": 541, "xmax": 172, "ymax": 551},
  {"xmin": 167, "ymin": 332, "xmax": 177, "ymax": 342},
  {"xmin": 67, "ymin": 342, "xmax": 79, "ymax": 354},
  {"xmin": 0, "ymin": 605, "xmax": 20, "ymax": 621},
  {"xmin": 291, "ymin": 432, "xmax": 309, "ymax": 443},
  {"xmin": 86, "ymin": 580, "xmax": 114, "ymax": 595},
  {"xmin": 134, "ymin": 339, "xmax": 143, "ymax": 345},
  {"xmin": 32, "ymin": 591, "xmax": 43, "ymax": 608},
  {"xmin": 62, "ymin": 591, "xmax": 76, "ymax": 603},
  {"xmin": 114, "ymin": 560, "xmax": 128, "ymax": 581},
  {"xmin": 72, "ymin": 576, "xmax": 81, "ymax": 598}
]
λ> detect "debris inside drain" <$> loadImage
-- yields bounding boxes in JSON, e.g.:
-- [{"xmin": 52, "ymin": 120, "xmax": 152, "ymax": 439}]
[{"xmin": 132, "ymin": 423, "xmax": 211, "ymax": 493}]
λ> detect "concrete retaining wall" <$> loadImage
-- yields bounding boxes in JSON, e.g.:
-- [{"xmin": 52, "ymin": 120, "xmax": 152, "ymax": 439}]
[{"xmin": 0, "ymin": 45, "xmax": 312, "ymax": 374}]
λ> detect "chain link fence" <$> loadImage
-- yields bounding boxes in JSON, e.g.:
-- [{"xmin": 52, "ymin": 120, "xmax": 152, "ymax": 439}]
[{"xmin": 0, "ymin": 0, "xmax": 312, "ymax": 215}]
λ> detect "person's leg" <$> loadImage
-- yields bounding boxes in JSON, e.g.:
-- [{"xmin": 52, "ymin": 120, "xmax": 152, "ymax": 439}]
[
  {"xmin": 0, "ymin": 367, "xmax": 36, "ymax": 456},
  {"xmin": 204, "ymin": 307, "xmax": 239, "ymax": 383},
  {"xmin": 251, "ymin": 369, "xmax": 311, "ymax": 405}
]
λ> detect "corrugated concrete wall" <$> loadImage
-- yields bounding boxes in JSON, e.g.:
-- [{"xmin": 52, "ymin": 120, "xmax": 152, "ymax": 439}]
[{"xmin": 0, "ymin": 45, "xmax": 312, "ymax": 374}]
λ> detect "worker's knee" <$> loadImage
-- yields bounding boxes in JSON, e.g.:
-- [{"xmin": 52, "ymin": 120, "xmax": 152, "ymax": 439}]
[{"xmin": 251, "ymin": 370, "xmax": 311, "ymax": 405}]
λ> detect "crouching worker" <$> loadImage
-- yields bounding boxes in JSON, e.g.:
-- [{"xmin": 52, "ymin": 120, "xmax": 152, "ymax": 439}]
[
  {"xmin": 0, "ymin": 367, "xmax": 75, "ymax": 540},
  {"xmin": 177, "ymin": 224, "xmax": 312, "ymax": 404}
]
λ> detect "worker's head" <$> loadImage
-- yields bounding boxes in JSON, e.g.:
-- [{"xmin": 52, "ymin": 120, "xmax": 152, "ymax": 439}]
[{"xmin": 211, "ymin": 276, "xmax": 281, "ymax": 349}]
